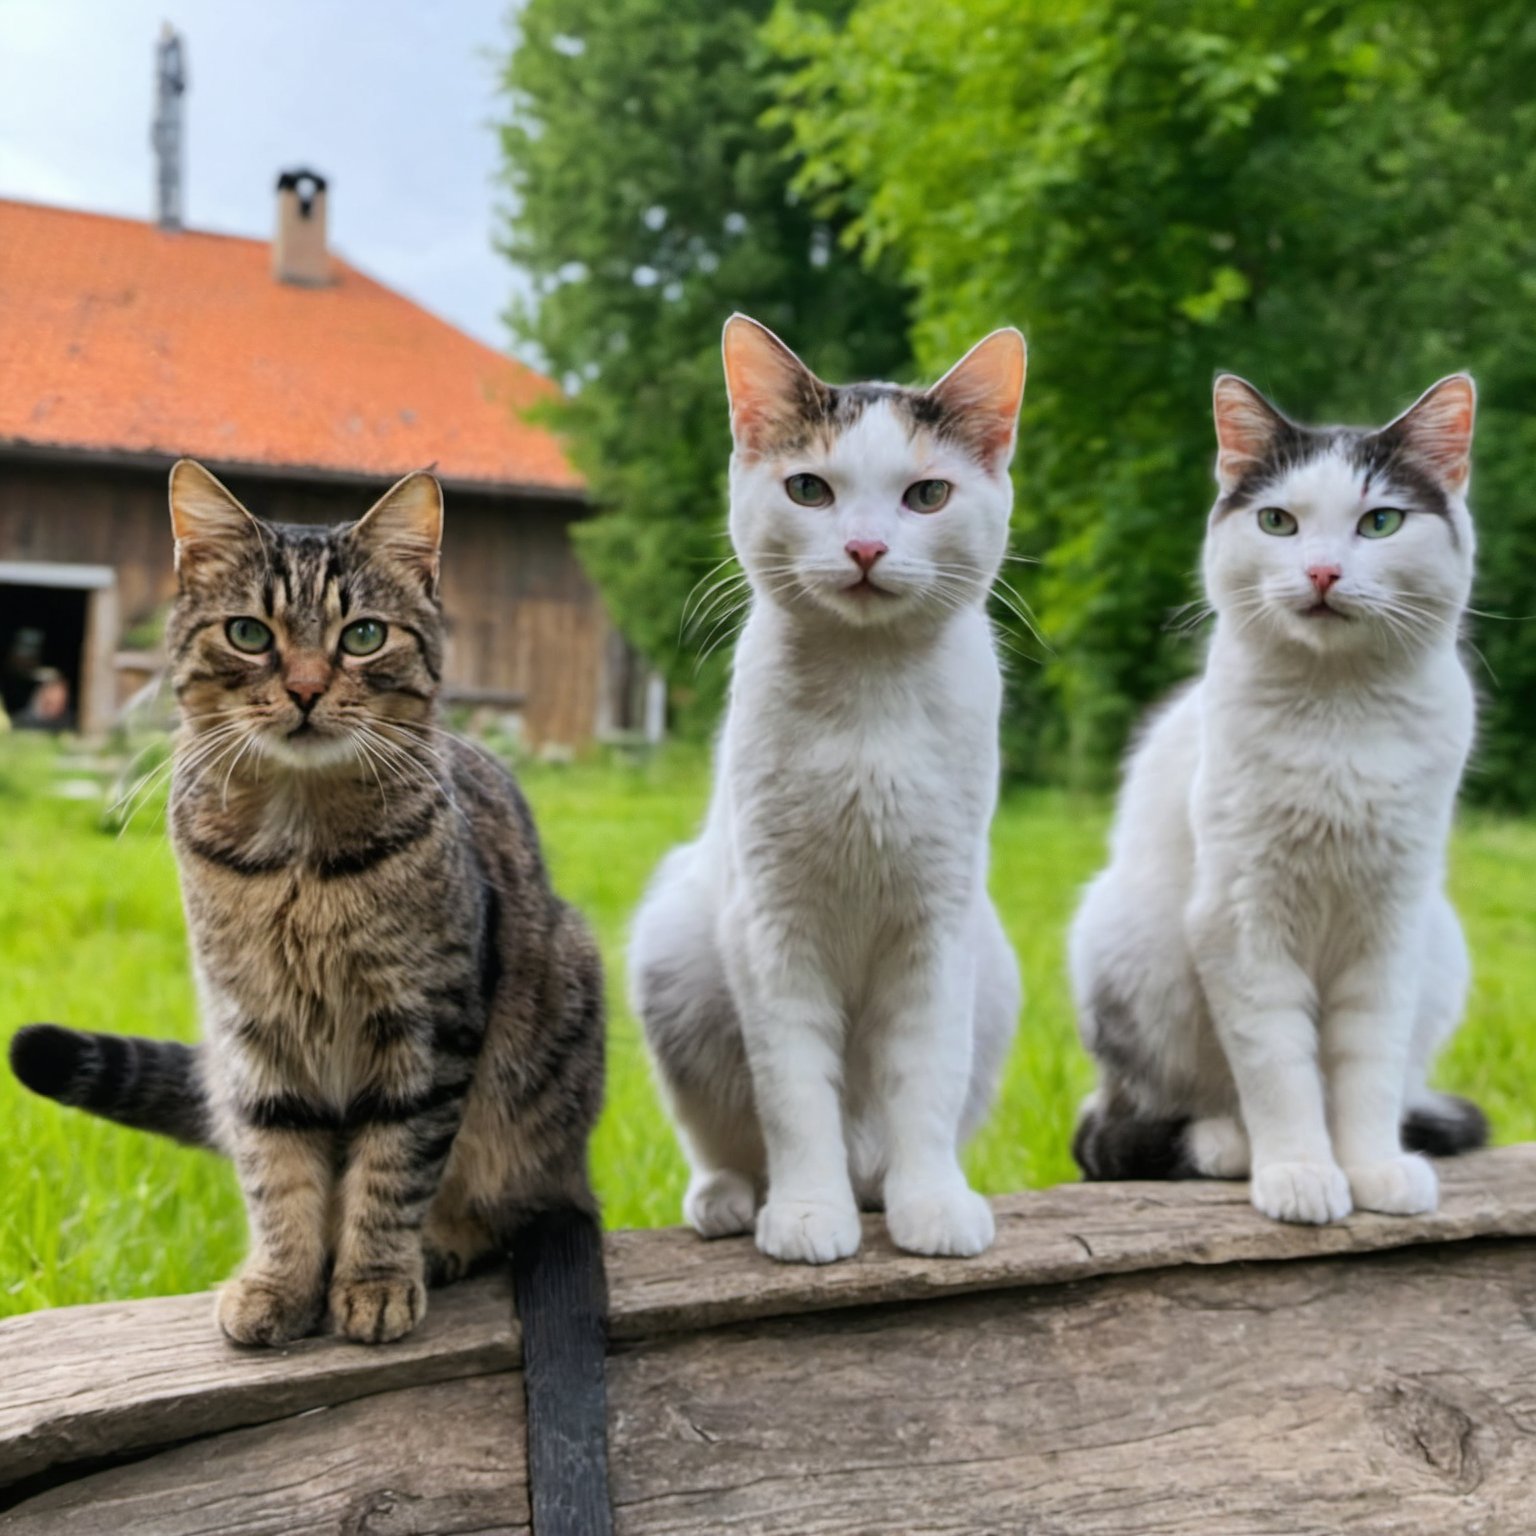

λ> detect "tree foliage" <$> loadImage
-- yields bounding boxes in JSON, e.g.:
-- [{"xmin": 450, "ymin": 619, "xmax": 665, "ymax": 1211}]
[
  {"xmin": 768, "ymin": 0, "xmax": 1536, "ymax": 801},
  {"xmin": 497, "ymin": 0, "xmax": 911, "ymax": 717}
]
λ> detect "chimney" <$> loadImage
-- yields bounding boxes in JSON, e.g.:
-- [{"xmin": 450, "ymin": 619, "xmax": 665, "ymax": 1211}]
[{"xmin": 272, "ymin": 169, "xmax": 332, "ymax": 286}]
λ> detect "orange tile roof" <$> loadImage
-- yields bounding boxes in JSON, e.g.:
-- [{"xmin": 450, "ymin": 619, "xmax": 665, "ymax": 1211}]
[{"xmin": 0, "ymin": 197, "xmax": 583, "ymax": 497}]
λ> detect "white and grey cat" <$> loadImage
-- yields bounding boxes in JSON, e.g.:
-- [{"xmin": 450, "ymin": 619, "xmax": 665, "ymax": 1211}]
[
  {"xmin": 1071, "ymin": 372, "xmax": 1487, "ymax": 1224},
  {"xmin": 630, "ymin": 315, "xmax": 1026, "ymax": 1263}
]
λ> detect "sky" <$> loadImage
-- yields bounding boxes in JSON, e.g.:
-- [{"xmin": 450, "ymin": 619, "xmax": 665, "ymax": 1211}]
[{"xmin": 0, "ymin": 0, "xmax": 530, "ymax": 352}]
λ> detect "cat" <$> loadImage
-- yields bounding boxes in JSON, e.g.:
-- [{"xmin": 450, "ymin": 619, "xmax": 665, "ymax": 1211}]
[
  {"xmin": 1069, "ymin": 372, "xmax": 1488, "ymax": 1224},
  {"xmin": 10, "ymin": 461, "xmax": 605, "ymax": 1345},
  {"xmin": 631, "ymin": 315, "xmax": 1026, "ymax": 1264}
]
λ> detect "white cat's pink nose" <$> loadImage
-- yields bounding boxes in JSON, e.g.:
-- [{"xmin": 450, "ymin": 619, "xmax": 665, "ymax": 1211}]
[
  {"xmin": 845, "ymin": 540, "xmax": 888, "ymax": 573},
  {"xmin": 1307, "ymin": 564, "xmax": 1341, "ymax": 595}
]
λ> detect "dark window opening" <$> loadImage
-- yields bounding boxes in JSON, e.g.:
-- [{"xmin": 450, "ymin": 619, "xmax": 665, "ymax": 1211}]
[{"xmin": 1, "ymin": 584, "xmax": 88, "ymax": 730}]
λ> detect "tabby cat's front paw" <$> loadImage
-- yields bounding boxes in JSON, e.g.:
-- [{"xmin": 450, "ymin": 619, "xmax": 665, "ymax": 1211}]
[
  {"xmin": 330, "ymin": 1271, "xmax": 427, "ymax": 1343},
  {"xmin": 886, "ymin": 1182, "xmax": 996, "ymax": 1258},
  {"xmin": 216, "ymin": 1271, "xmax": 324, "ymax": 1347},
  {"xmin": 1250, "ymin": 1160, "xmax": 1352, "ymax": 1225},
  {"xmin": 756, "ymin": 1195, "xmax": 861, "ymax": 1264},
  {"xmin": 1347, "ymin": 1153, "xmax": 1438, "ymax": 1216}
]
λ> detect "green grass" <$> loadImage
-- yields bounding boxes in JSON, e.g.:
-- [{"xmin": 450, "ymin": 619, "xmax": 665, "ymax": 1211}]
[{"xmin": 2, "ymin": 733, "xmax": 1533, "ymax": 1315}]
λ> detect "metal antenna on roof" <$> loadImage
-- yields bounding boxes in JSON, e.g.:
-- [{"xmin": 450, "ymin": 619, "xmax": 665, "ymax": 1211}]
[{"xmin": 151, "ymin": 22, "xmax": 187, "ymax": 230}]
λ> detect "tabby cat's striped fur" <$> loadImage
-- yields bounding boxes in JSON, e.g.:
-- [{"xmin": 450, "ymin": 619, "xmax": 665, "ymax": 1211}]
[{"xmin": 11, "ymin": 461, "xmax": 604, "ymax": 1346}]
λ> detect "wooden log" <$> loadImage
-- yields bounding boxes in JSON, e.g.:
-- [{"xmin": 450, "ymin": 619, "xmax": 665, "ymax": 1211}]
[
  {"xmin": 0, "ymin": 1272, "xmax": 518, "ymax": 1491},
  {"xmin": 605, "ymin": 1143, "xmax": 1536, "ymax": 1339},
  {"xmin": 6, "ymin": 1147, "xmax": 1535, "ymax": 1499},
  {"xmin": 0, "ymin": 1373, "xmax": 529, "ymax": 1536},
  {"xmin": 606, "ymin": 1240, "xmax": 1536, "ymax": 1535}
]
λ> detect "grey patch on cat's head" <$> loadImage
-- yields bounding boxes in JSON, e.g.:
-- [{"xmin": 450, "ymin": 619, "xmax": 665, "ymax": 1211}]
[
  {"xmin": 760, "ymin": 377, "xmax": 1003, "ymax": 467},
  {"xmin": 1211, "ymin": 379, "xmax": 1460, "ymax": 543}
]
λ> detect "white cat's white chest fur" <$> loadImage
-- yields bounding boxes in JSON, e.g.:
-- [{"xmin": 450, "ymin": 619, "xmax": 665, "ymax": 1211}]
[{"xmin": 721, "ymin": 607, "xmax": 998, "ymax": 946}]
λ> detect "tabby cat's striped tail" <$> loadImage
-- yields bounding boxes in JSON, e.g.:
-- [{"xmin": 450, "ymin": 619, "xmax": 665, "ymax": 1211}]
[{"xmin": 9, "ymin": 1024, "xmax": 216, "ymax": 1150}]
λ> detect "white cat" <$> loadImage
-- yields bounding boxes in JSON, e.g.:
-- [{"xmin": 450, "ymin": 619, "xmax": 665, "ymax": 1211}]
[
  {"xmin": 630, "ymin": 315, "xmax": 1026, "ymax": 1263},
  {"xmin": 1070, "ymin": 372, "xmax": 1487, "ymax": 1224}
]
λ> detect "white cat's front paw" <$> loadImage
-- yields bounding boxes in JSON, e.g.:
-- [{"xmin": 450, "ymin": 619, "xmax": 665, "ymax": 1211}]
[
  {"xmin": 1347, "ymin": 1153, "xmax": 1438, "ymax": 1216},
  {"xmin": 684, "ymin": 1169, "xmax": 757, "ymax": 1238},
  {"xmin": 886, "ymin": 1183, "xmax": 996, "ymax": 1258},
  {"xmin": 756, "ymin": 1196, "xmax": 862, "ymax": 1264},
  {"xmin": 1250, "ymin": 1160, "xmax": 1352, "ymax": 1225},
  {"xmin": 1186, "ymin": 1116, "xmax": 1250, "ymax": 1179}
]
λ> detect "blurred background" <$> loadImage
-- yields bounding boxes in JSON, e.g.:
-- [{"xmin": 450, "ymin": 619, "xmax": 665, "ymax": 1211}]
[{"xmin": 2, "ymin": 1, "xmax": 1534, "ymax": 1312}]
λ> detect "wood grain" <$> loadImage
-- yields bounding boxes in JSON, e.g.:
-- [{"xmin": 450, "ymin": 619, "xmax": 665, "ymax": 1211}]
[
  {"xmin": 7, "ymin": 1147, "xmax": 1536, "ymax": 1506},
  {"xmin": 607, "ymin": 1240, "xmax": 1536, "ymax": 1535},
  {"xmin": 605, "ymin": 1143, "xmax": 1536, "ymax": 1340},
  {"xmin": 0, "ymin": 1271, "xmax": 518, "ymax": 1491},
  {"xmin": 0, "ymin": 1373, "xmax": 529, "ymax": 1536}
]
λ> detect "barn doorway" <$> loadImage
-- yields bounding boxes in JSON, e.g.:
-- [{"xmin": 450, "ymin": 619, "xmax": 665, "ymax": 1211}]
[{"xmin": 0, "ymin": 562, "xmax": 118, "ymax": 734}]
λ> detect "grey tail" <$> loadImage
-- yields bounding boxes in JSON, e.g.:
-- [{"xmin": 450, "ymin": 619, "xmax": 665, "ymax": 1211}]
[
  {"xmin": 1402, "ymin": 1093, "xmax": 1489, "ymax": 1157},
  {"xmin": 1073, "ymin": 1098, "xmax": 1193, "ymax": 1181},
  {"xmin": 8, "ymin": 1024, "xmax": 215, "ymax": 1150},
  {"xmin": 510, "ymin": 1206, "xmax": 614, "ymax": 1536}
]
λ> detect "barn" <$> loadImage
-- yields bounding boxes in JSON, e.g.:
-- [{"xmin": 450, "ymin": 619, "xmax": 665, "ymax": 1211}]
[{"xmin": 0, "ymin": 177, "xmax": 635, "ymax": 748}]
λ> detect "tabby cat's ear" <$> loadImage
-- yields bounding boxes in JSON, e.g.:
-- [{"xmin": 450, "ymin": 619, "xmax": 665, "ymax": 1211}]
[
  {"xmin": 926, "ymin": 328, "xmax": 1027, "ymax": 466},
  {"xmin": 351, "ymin": 471, "xmax": 444, "ymax": 593},
  {"xmin": 722, "ymin": 314, "xmax": 826, "ymax": 457},
  {"xmin": 1382, "ymin": 374, "xmax": 1476, "ymax": 492},
  {"xmin": 168, "ymin": 459, "xmax": 265, "ymax": 580},
  {"xmin": 1212, "ymin": 375, "xmax": 1291, "ymax": 494}
]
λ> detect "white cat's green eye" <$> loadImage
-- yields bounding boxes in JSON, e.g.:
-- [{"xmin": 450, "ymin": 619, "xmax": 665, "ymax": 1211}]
[
  {"xmin": 340, "ymin": 619, "xmax": 387, "ymax": 656},
  {"xmin": 784, "ymin": 473, "xmax": 833, "ymax": 508},
  {"xmin": 1358, "ymin": 508, "xmax": 1406, "ymax": 539},
  {"xmin": 902, "ymin": 479, "xmax": 951, "ymax": 513},
  {"xmin": 1257, "ymin": 507, "xmax": 1298, "ymax": 537},
  {"xmin": 226, "ymin": 617, "xmax": 274, "ymax": 654}
]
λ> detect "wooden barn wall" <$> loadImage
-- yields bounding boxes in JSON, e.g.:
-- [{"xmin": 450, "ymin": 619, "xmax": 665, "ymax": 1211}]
[{"xmin": 0, "ymin": 460, "xmax": 609, "ymax": 747}]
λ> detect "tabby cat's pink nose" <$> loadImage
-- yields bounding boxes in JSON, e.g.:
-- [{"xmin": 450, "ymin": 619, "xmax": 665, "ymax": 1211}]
[
  {"xmin": 286, "ymin": 676, "xmax": 327, "ymax": 710},
  {"xmin": 1307, "ymin": 565, "xmax": 1341, "ymax": 595},
  {"xmin": 845, "ymin": 540, "xmax": 888, "ymax": 573}
]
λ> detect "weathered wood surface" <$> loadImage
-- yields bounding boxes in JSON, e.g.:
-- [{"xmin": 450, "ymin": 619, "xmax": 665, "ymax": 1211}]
[
  {"xmin": 5, "ymin": 1146, "xmax": 1536, "ymax": 1527},
  {"xmin": 607, "ymin": 1240, "xmax": 1536, "ymax": 1535},
  {"xmin": 606, "ymin": 1143, "xmax": 1536, "ymax": 1339},
  {"xmin": 0, "ymin": 1271, "xmax": 518, "ymax": 1489},
  {"xmin": 1, "ymin": 1373, "xmax": 529, "ymax": 1536}
]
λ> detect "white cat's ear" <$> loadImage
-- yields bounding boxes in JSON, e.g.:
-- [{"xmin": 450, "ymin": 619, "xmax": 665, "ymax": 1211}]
[
  {"xmin": 1212, "ymin": 375, "xmax": 1290, "ymax": 493},
  {"xmin": 1384, "ymin": 374, "xmax": 1476, "ymax": 492},
  {"xmin": 722, "ymin": 314, "xmax": 824, "ymax": 455},
  {"xmin": 168, "ymin": 459, "xmax": 264, "ymax": 577},
  {"xmin": 926, "ymin": 328, "xmax": 1027, "ymax": 464},
  {"xmin": 351, "ymin": 470, "xmax": 444, "ymax": 592}
]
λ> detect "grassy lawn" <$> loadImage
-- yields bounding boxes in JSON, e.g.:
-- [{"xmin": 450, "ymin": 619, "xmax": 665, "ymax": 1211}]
[{"xmin": 2, "ymin": 733, "xmax": 1533, "ymax": 1316}]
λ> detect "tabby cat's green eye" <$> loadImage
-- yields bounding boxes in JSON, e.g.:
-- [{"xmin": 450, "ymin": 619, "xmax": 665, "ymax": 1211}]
[
  {"xmin": 1358, "ymin": 508, "xmax": 1406, "ymax": 539},
  {"xmin": 1257, "ymin": 507, "xmax": 1298, "ymax": 537},
  {"xmin": 226, "ymin": 617, "xmax": 274, "ymax": 654},
  {"xmin": 902, "ymin": 479, "xmax": 951, "ymax": 513},
  {"xmin": 340, "ymin": 619, "xmax": 387, "ymax": 657},
  {"xmin": 784, "ymin": 473, "xmax": 834, "ymax": 508}
]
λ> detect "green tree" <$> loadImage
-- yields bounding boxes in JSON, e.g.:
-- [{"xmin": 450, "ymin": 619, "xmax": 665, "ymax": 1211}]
[
  {"xmin": 770, "ymin": 0, "xmax": 1536, "ymax": 801},
  {"xmin": 497, "ymin": 0, "xmax": 911, "ymax": 720}
]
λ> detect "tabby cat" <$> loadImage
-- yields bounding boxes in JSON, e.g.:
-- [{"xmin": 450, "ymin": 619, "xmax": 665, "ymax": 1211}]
[{"xmin": 10, "ymin": 461, "xmax": 604, "ymax": 1346}]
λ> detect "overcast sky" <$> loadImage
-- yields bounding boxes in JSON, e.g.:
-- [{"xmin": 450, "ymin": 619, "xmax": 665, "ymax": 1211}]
[{"xmin": 0, "ymin": 0, "xmax": 528, "ymax": 352}]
